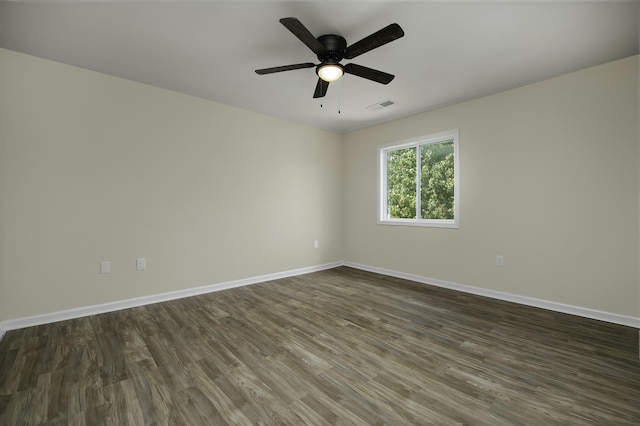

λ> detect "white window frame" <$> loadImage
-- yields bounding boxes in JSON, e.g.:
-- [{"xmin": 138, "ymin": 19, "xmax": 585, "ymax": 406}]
[{"xmin": 378, "ymin": 129, "xmax": 459, "ymax": 228}]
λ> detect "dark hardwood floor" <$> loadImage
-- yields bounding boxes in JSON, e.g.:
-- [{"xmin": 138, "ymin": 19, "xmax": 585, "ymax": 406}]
[{"xmin": 1, "ymin": 266, "xmax": 638, "ymax": 425}]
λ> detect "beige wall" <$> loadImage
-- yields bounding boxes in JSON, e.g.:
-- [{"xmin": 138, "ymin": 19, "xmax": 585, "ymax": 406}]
[
  {"xmin": 343, "ymin": 56, "xmax": 639, "ymax": 317},
  {"xmin": 637, "ymin": 55, "xmax": 640, "ymax": 319},
  {"xmin": 0, "ymin": 49, "xmax": 343, "ymax": 321},
  {"xmin": 0, "ymin": 69, "xmax": 5, "ymax": 322},
  {"xmin": 1, "ymin": 48, "xmax": 639, "ymax": 323}
]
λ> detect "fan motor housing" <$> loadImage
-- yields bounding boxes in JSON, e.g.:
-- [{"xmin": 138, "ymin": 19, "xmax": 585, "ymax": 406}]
[{"xmin": 317, "ymin": 34, "xmax": 347, "ymax": 61}]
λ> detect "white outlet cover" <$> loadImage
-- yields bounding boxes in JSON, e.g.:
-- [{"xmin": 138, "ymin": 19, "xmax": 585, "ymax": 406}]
[
  {"xmin": 136, "ymin": 258, "xmax": 146, "ymax": 270},
  {"xmin": 100, "ymin": 261, "xmax": 110, "ymax": 274}
]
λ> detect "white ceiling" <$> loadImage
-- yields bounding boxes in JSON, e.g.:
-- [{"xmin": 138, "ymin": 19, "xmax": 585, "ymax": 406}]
[{"xmin": 1, "ymin": 1, "xmax": 638, "ymax": 133}]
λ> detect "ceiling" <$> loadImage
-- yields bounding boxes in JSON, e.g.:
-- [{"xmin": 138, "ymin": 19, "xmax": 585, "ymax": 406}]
[{"xmin": 1, "ymin": 1, "xmax": 639, "ymax": 134}]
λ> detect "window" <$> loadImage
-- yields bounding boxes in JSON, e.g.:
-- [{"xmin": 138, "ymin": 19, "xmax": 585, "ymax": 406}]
[{"xmin": 378, "ymin": 129, "xmax": 459, "ymax": 228}]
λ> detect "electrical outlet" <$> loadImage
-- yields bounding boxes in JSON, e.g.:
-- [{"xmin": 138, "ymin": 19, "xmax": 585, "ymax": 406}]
[
  {"xmin": 100, "ymin": 261, "xmax": 110, "ymax": 274},
  {"xmin": 496, "ymin": 255, "xmax": 504, "ymax": 267},
  {"xmin": 136, "ymin": 258, "xmax": 146, "ymax": 271},
  {"xmin": 314, "ymin": 240, "xmax": 319, "ymax": 249}
]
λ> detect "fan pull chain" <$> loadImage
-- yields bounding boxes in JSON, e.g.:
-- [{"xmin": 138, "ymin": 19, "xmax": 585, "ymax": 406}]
[{"xmin": 338, "ymin": 79, "xmax": 341, "ymax": 114}]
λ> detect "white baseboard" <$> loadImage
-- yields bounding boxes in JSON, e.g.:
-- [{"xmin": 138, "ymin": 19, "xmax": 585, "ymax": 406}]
[
  {"xmin": 0, "ymin": 261, "xmax": 343, "ymax": 337},
  {"xmin": 1, "ymin": 260, "xmax": 637, "ymax": 343},
  {"xmin": 344, "ymin": 261, "xmax": 640, "ymax": 329}
]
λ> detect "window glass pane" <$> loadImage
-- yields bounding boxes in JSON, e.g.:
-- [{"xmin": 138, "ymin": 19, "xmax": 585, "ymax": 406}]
[
  {"xmin": 420, "ymin": 141, "xmax": 454, "ymax": 220},
  {"xmin": 387, "ymin": 147, "xmax": 417, "ymax": 219},
  {"xmin": 378, "ymin": 129, "xmax": 458, "ymax": 228}
]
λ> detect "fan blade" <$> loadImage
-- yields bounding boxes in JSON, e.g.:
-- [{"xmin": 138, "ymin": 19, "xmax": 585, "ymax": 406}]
[
  {"xmin": 344, "ymin": 23, "xmax": 404, "ymax": 59},
  {"xmin": 280, "ymin": 17, "xmax": 328, "ymax": 56},
  {"xmin": 255, "ymin": 63, "xmax": 315, "ymax": 75},
  {"xmin": 313, "ymin": 78, "xmax": 329, "ymax": 98},
  {"xmin": 344, "ymin": 63, "xmax": 395, "ymax": 84}
]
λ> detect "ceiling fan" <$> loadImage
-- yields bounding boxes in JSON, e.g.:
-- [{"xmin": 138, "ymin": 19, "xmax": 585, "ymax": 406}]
[{"xmin": 255, "ymin": 17, "xmax": 405, "ymax": 98}]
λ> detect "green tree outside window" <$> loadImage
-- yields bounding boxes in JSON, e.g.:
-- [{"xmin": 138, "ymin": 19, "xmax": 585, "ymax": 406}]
[{"xmin": 386, "ymin": 140, "xmax": 454, "ymax": 220}]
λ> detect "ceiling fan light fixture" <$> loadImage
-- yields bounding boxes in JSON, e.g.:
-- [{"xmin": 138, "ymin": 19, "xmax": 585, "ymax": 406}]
[
  {"xmin": 255, "ymin": 18, "xmax": 405, "ymax": 98},
  {"xmin": 317, "ymin": 63, "xmax": 343, "ymax": 82}
]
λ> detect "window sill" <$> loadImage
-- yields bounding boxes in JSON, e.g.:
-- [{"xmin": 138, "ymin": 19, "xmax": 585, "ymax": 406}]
[{"xmin": 377, "ymin": 219, "xmax": 459, "ymax": 229}]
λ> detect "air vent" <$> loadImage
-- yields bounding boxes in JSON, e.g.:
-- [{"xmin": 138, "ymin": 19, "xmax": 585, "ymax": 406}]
[{"xmin": 366, "ymin": 99, "xmax": 396, "ymax": 111}]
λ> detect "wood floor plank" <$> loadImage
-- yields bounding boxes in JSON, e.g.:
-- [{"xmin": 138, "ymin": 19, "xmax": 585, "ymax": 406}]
[
  {"xmin": 294, "ymin": 390, "xmax": 368, "ymax": 425},
  {"xmin": 1, "ymin": 266, "xmax": 638, "ymax": 424}
]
